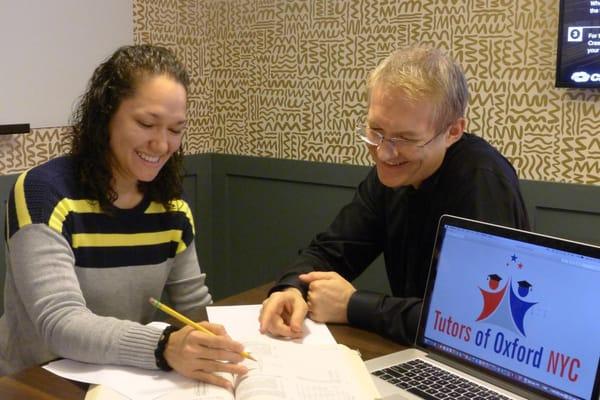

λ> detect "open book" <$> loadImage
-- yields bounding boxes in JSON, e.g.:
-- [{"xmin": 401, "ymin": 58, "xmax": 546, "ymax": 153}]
[
  {"xmin": 83, "ymin": 339, "xmax": 379, "ymax": 400},
  {"xmin": 44, "ymin": 305, "xmax": 380, "ymax": 399}
]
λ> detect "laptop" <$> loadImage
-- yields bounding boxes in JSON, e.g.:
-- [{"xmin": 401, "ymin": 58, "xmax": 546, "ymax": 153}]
[{"xmin": 366, "ymin": 214, "xmax": 600, "ymax": 400}]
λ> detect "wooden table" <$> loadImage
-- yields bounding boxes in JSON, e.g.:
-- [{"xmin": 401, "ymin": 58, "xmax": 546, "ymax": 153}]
[{"xmin": 0, "ymin": 283, "xmax": 404, "ymax": 399}]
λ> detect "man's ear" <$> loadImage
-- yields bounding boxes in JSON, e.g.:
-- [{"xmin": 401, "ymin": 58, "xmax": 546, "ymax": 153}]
[{"xmin": 445, "ymin": 117, "xmax": 466, "ymax": 148}]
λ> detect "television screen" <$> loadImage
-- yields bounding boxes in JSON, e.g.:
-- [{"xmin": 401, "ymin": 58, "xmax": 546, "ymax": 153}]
[{"xmin": 556, "ymin": 0, "xmax": 600, "ymax": 87}]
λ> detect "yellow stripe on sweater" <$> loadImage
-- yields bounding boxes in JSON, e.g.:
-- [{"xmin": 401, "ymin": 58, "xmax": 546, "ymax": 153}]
[
  {"xmin": 49, "ymin": 199, "xmax": 103, "ymax": 233},
  {"xmin": 71, "ymin": 230, "xmax": 187, "ymax": 253},
  {"xmin": 14, "ymin": 172, "xmax": 32, "ymax": 228},
  {"xmin": 145, "ymin": 200, "xmax": 195, "ymax": 235}
]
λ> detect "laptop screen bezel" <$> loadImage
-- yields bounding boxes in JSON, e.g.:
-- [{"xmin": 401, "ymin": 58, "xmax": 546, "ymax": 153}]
[{"xmin": 415, "ymin": 214, "xmax": 600, "ymax": 400}]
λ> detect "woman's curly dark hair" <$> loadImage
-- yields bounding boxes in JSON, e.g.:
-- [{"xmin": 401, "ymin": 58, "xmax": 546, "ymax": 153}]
[{"xmin": 69, "ymin": 44, "xmax": 189, "ymax": 211}]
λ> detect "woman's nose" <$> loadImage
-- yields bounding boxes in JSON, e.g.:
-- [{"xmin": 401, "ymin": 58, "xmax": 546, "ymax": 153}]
[{"xmin": 150, "ymin": 128, "xmax": 169, "ymax": 153}]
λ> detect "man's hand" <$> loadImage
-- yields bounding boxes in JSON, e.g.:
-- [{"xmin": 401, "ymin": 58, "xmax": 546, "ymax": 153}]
[
  {"xmin": 164, "ymin": 322, "xmax": 248, "ymax": 390},
  {"xmin": 259, "ymin": 287, "xmax": 308, "ymax": 338},
  {"xmin": 300, "ymin": 271, "xmax": 357, "ymax": 323}
]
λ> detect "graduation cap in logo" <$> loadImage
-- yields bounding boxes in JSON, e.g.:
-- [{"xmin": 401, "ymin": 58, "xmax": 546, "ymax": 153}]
[
  {"xmin": 517, "ymin": 280, "xmax": 532, "ymax": 297},
  {"xmin": 487, "ymin": 273, "xmax": 502, "ymax": 290}
]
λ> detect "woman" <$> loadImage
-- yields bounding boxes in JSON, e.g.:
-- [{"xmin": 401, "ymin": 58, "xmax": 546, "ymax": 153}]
[{"xmin": 0, "ymin": 45, "xmax": 246, "ymax": 389}]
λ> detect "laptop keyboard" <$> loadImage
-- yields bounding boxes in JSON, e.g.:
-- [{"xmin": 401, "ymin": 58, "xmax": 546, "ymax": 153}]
[{"xmin": 372, "ymin": 359, "xmax": 512, "ymax": 400}]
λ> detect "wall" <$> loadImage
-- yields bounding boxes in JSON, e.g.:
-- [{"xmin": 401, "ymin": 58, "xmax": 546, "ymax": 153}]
[
  {"xmin": 3, "ymin": 154, "xmax": 597, "ymax": 306},
  {"xmin": 1, "ymin": 0, "xmax": 598, "ymax": 184},
  {"xmin": 201, "ymin": 155, "xmax": 600, "ymax": 299},
  {"xmin": 0, "ymin": 0, "xmax": 132, "ymax": 129}
]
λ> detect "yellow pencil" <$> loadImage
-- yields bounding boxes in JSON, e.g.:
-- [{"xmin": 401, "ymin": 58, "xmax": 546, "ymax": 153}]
[{"xmin": 149, "ymin": 297, "xmax": 256, "ymax": 361}]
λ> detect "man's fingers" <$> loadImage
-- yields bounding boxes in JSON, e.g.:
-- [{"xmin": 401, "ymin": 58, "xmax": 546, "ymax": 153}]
[
  {"xmin": 258, "ymin": 289, "xmax": 308, "ymax": 338},
  {"xmin": 269, "ymin": 316, "xmax": 299, "ymax": 337},
  {"xmin": 259, "ymin": 297, "xmax": 284, "ymax": 333},
  {"xmin": 288, "ymin": 297, "xmax": 308, "ymax": 333},
  {"xmin": 259, "ymin": 289, "xmax": 306, "ymax": 337},
  {"xmin": 299, "ymin": 271, "xmax": 339, "ymax": 282}
]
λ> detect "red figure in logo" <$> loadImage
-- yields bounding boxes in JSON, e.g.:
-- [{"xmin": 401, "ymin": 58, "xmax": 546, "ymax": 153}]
[{"xmin": 487, "ymin": 274, "xmax": 502, "ymax": 290}]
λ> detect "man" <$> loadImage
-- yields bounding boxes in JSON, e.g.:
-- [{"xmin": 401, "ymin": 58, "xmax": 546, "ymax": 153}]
[{"xmin": 259, "ymin": 46, "xmax": 530, "ymax": 344}]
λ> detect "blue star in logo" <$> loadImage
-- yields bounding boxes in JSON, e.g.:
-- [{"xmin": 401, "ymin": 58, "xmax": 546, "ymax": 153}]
[{"xmin": 511, "ymin": 254, "xmax": 518, "ymax": 262}]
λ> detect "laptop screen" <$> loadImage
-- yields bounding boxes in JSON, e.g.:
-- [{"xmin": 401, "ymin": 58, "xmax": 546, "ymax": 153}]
[{"xmin": 418, "ymin": 215, "xmax": 600, "ymax": 400}]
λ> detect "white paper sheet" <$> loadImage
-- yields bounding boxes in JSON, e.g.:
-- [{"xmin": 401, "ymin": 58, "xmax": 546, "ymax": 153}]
[{"xmin": 206, "ymin": 304, "xmax": 336, "ymax": 345}]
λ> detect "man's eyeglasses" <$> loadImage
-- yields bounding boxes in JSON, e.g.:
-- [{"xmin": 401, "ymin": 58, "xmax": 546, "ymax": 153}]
[{"xmin": 356, "ymin": 125, "xmax": 447, "ymax": 152}]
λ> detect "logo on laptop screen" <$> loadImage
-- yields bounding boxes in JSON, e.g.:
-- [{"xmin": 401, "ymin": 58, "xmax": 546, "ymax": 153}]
[
  {"xmin": 476, "ymin": 254, "xmax": 537, "ymax": 336},
  {"xmin": 431, "ymin": 250, "xmax": 584, "ymax": 385}
]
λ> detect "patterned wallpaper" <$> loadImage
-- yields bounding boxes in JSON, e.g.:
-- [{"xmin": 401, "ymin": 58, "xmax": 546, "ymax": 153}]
[{"xmin": 1, "ymin": 0, "xmax": 598, "ymax": 185}]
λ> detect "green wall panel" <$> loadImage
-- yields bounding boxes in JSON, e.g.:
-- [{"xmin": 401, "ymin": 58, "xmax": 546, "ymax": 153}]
[{"xmin": 0, "ymin": 157, "xmax": 598, "ymax": 316}]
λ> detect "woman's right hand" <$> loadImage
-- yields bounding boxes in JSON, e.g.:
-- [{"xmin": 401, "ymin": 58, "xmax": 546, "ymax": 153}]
[{"xmin": 163, "ymin": 322, "xmax": 248, "ymax": 389}]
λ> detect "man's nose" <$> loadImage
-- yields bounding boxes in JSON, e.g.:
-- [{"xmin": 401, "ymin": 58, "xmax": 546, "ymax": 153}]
[{"xmin": 376, "ymin": 140, "xmax": 399, "ymax": 160}]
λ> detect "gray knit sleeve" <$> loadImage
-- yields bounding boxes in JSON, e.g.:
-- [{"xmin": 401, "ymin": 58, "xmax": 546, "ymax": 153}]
[
  {"xmin": 165, "ymin": 243, "xmax": 213, "ymax": 312},
  {"xmin": 7, "ymin": 224, "xmax": 163, "ymax": 370}
]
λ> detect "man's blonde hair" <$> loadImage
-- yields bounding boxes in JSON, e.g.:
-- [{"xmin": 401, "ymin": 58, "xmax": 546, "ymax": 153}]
[{"xmin": 367, "ymin": 46, "xmax": 469, "ymax": 132}]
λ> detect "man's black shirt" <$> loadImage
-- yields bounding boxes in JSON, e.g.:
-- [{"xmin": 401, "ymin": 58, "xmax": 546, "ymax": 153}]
[{"xmin": 272, "ymin": 133, "xmax": 530, "ymax": 344}]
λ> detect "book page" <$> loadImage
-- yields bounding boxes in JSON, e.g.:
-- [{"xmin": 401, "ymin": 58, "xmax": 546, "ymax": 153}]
[
  {"xmin": 233, "ymin": 340, "xmax": 380, "ymax": 400},
  {"xmin": 61, "ymin": 340, "xmax": 379, "ymax": 400},
  {"xmin": 85, "ymin": 383, "xmax": 236, "ymax": 400},
  {"xmin": 153, "ymin": 383, "xmax": 234, "ymax": 400}
]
